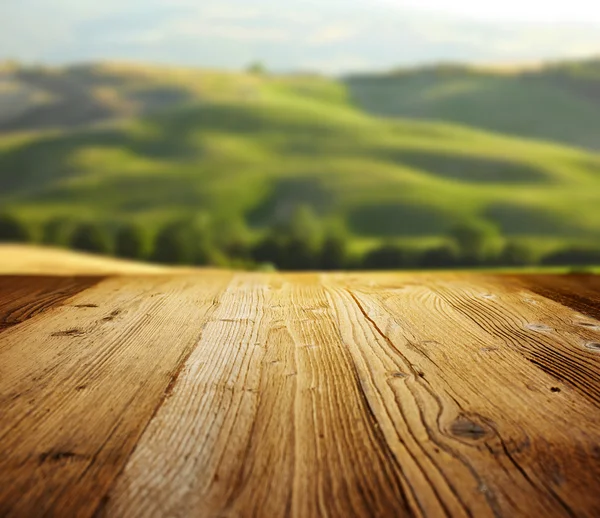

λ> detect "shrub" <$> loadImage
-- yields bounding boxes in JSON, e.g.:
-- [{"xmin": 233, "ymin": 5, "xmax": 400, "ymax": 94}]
[
  {"xmin": 417, "ymin": 244, "xmax": 459, "ymax": 269},
  {"xmin": 449, "ymin": 220, "xmax": 501, "ymax": 265},
  {"xmin": 0, "ymin": 213, "xmax": 30, "ymax": 242},
  {"xmin": 247, "ymin": 61, "xmax": 267, "ymax": 75},
  {"xmin": 320, "ymin": 232, "xmax": 349, "ymax": 270},
  {"xmin": 541, "ymin": 247, "xmax": 600, "ymax": 267},
  {"xmin": 288, "ymin": 206, "xmax": 322, "ymax": 246},
  {"xmin": 252, "ymin": 206, "xmax": 325, "ymax": 270},
  {"xmin": 280, "ymin": 206, "xmax": 323, "ymax": 270},
  {"xmin": 194, "ymin": 234, "xmax": 219, "ymax": 266},
  {"xmin": 42, "ymin": 217, "xmax": 75, "ymax": 247},
  {"xmin": 69, "ymin": 222, "xmax": 112, "ymax": 255},
  {"xmin": 151, "ymin": 221, "xmax": 198, "ymax": 265},
  {"xmin": 281, "ymin": 236, "xmax": 320, "ymax": 270},
  {"xmin": 362, "ymin": 243, "xmax": 413, "ymax": 270},
  {"xmin": 212, "ymin": 217, "xmax": 251, "ymax": 261},
  {"xmin": 151, "ymin": 219, "xmax": 220, "ymax": 266},
  {"xmin": 497, "ymin": 241, "xmax": 537, "ymax": 267},
  {"xmin": 252, "ymin": 233, "xmax": 286, "ymax": 267},
  {"xmin": 115, "ymin": 224, "xmax": 145, "ymax": 260}
]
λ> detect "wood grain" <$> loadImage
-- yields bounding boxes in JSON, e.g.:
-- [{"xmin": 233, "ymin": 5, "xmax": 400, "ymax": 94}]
[
  {"xmin": 0, "ymin": 275, "xmax": 102, "ymax": 333},
  {"xmin": 510, "ymin": 274, "xmax": 600, "ymax": 321},
  {"xmin": 0, "ymin": 273, "xmax": 232, "ymax": 517},
  {"xmin": 0, "ymin": 272, "xmax": 598, "ymax": 518},
  {"xmin": 104, "ymin": 274, "xmax": 412, "ymax": 518},
  {"xmin": 325, "ymin": 273, "xmax": 600, "ymax": 517}
]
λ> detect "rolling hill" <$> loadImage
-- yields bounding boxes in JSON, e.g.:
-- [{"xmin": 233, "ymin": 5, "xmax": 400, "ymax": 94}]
[
  {"xmin": 345, "ymin": 59, "xmax": 600, "ymax": 151},
  {"xmin": 0, "ymin": 61, "xmax": 599, "ymax": 259}
]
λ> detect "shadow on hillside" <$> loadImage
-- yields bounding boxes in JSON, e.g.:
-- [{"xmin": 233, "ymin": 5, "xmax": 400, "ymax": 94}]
[
  {"xmin": 388, "ymin": 150, "xmax": 551, "ymax": 184},
  {"xmin": 248, "ymin": 178, "xmax": 332, "ymax": 226},
  {"xmin": 0, "ymin": 102, "xmax": 341, "ymax": 198},
  {"xmin": 0, "ymin": 68, "xmax": 196, "ymax": 133},
  {"xmin": 0, "ymin": 124, "xmax": 204, "ymax": 196},
  {"xmin": 348, "ymin": 202, "xmax": 451, "ymax": 237},
  {"xmin": 484, "ymin": 203, "xmax": 589, "ymax": 237},
  {"xmin": 344, "ymin": 68, "xmax": 600, "ymax": 151},
  {"xmin": 0, "ymin": 70, "xmax": 116, "ymax": 132}
]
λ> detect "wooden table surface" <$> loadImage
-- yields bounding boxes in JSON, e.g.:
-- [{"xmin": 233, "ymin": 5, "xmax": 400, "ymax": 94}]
[{"xmin": 0, "ymin": 272, "xmax": 599, "ymax": 518}]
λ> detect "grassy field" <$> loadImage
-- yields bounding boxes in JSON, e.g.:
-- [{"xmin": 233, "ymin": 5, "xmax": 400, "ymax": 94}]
[
  {"xmin": 0, "ymin": 244, "xmax": 595, "ymax": 275},
  {"xmin": 0, "ymin": 61, "xmax": 599, "ymax": 258},
  {"xmin": 345, "ymin": 60, "xmax": 600, "ymax": 151}
]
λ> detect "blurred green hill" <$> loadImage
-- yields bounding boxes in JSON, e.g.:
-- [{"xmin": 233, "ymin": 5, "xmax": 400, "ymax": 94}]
[
  {"xmin": 345, "ymin": 59, "xmax": 600, "ymax": 151},
  {"xmin": 0, "ymin": 60, "xmax": 599, "ymax": 263}
]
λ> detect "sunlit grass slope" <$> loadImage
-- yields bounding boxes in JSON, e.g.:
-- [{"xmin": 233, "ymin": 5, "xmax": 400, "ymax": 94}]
[{"xmin": 0, "ymin": 244, "xmax": 183, "ymax": 274}]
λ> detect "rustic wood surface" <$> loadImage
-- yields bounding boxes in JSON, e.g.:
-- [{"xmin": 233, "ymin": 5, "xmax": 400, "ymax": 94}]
[{"xmin": 0, "ymin": 272, "xmax": 598, "ymax": 518}]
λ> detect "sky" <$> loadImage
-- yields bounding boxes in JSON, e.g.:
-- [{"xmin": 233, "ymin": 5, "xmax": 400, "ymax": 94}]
[
  {"xmin": 1, "ymin": 0, "xmax": 599, "ymax": 73},
  {"xmin": 385, "ymin": 0, "xmax": 600, "ymax": 23}
]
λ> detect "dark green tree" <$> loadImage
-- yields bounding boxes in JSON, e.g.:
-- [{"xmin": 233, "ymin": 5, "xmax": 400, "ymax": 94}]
[
  {"xmin": 417, "ymin": 244, "xmax": 459, "ymax": 269},
  {"xmin": 320, "ymin": 234, "xmax": 348, "ymax": 270},
  {"xmin": 212, "ymin": 217, "xmax": 251, "ymax": 261},
  {"xmin": 151, "ymin": 221, "xmax": 197, "ymax": 265},
  {"xmin": 498, "ymin": 241, "xmax": 536, "ymax": 267},
  {"xmin": 363, "ymin": 243, "xmax": 413, "ymax": 270},
  {"xmin": 194, "ymin": 233, "xmax": 219, "ymax": 266},
  {"xmin": 288, "ymin": 206, "xmax": 322, "ymax": 245},
  {"xmin": 42, "ymin": 217, "xmax": 74, "ymax": 247},
  {"xmin": 320, "ymin": 222, "xmax": 349, "ymax": 270},
  {"xmin": 252, "ymin": 233, "xmax": 286, "ymax": 268},
  {"xmin": 279, "ymin": 205, "xmax": 323, "ymax": 270},
  {"xmin": 115, "ymin": 224, "xmax": 145, "ymax": 260},
  {"xmin": 69, "ymin": 222, "xmax": 112, "ymax": 255},
  {"xmin": 283, "ymin": 237, "xmax": 320, "ymax": 270},
  {"xmin": 247, "ymin": 61, "xmax": 267, "ymax": 75},
  {"xmin": 0, "ymin": 213, "xmax": 30, "ymax": 242},
  {"xmin": 449, "ymin": 220, "xmax": 500, "ymax": 265},
  {"xmin": 541, "ymin": 247, "xmax": 600, "ymax": 267}
]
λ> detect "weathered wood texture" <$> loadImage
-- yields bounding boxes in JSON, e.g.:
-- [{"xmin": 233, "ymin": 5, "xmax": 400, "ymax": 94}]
[
  {"xmin": 0, "ymin": 275, "xmax": 102, "ymax": 332},
  {"xmin": 0, "ymin": 272, "xmax": 598, "ymax": 518}
]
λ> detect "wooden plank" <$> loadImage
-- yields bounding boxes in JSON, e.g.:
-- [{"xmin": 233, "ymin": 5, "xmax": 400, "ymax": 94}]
[
  {"xmin": 103, "ymin": 274, "xmax": 413, "ymax": 518},
  {"xmin": 0, "ymin": 273, "xmax": 232, "ymax": 517},
  {"xmin": 445, "ymin": 274, "xmax": 600, "ymax": 405},
  {"xmin": 0, "ymin": 275, "xmax": 102, "ymax": 333},
  {"xmin": 0, "ymin": 272, "xmax": 599, "ymax": 518},
  {"xmin": 510, "ymin": 274, "xmax": 600, "ymax": 321},
  {"xmin": 323, "ymin": 272, "xmax": 600, "ymax": 518}
]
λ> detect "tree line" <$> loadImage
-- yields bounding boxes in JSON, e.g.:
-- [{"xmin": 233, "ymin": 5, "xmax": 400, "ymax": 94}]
[{"xmin": 1, "ymin": 210, "xmax": 599, "ymax": 270}]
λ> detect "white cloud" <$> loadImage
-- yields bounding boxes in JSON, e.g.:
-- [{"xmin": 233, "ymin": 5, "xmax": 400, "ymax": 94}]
[
  {"xmin": 1, "ymin": 0, "xmax": 600, "ymax": 72},
  {"xmin": 195, "ymin": 5, "xmax": 263, "ymax": 21},
  {"xmin": 382, "ymin": 0, "xmax": 600, "ymax": 23},
  {"xmin": 176, "ymin": 23, "xmax": 289, "ymax": 42},
  {"xmin": 309, "ymin": 24, "xmax": 360, "ymax": 44},
  {"xmin": 114, "ymin": 29, "xmax": 169, "ymax": 45},
  {"xmin": 299, "ymin": 55, "xmax": 371, "ymax": 74}
]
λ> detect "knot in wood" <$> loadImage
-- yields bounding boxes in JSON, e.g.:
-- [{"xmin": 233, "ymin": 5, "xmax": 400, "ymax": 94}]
[{"xmin": 450, "ymin": 416, "xmax": 490, "ymax": 441}]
